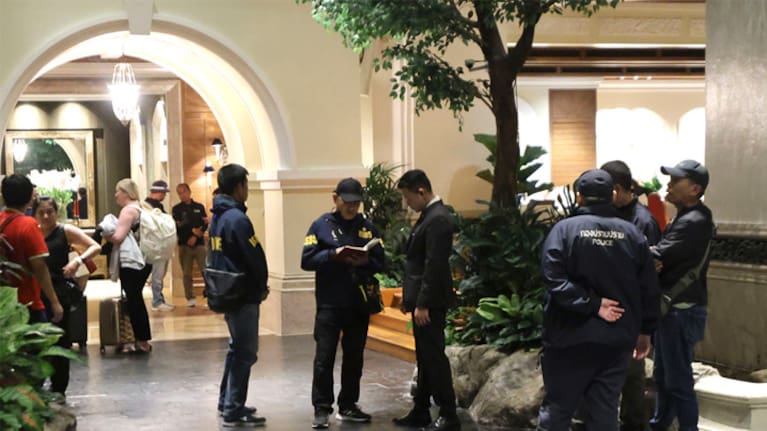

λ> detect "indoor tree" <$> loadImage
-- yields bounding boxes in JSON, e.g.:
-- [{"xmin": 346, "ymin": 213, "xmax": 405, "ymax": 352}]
[{"xmin": 298, "ymin": 0, "xmax": 621, "ymax": 207}]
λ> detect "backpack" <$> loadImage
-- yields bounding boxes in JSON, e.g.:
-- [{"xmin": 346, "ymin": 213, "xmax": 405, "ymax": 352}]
[
  {"xmin": 132, "ymin": 204, "xmax": 177, "ymax": 265},
  {"xmin": 0, "ymin": 213, "xmax": 23, "ymax": 285}
]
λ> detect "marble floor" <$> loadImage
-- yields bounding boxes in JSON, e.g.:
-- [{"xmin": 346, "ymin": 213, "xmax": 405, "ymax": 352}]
[{"xmin": 64, "ymin": 281, "xmax": 494, "ymax": 430}]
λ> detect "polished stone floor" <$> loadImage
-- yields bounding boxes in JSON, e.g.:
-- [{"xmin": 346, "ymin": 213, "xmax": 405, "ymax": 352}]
[
  {"xmin": 62, "ymin": 280, "xmax": 508, "ymax": 430},
  {"xmin": 66, "ymin": 336, "xmax": 487, "ymax": 431}
]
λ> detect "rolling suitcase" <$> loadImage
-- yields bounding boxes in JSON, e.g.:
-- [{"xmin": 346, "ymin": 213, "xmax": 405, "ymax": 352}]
[
  {"xmin": 99, "ymin": 295, "xmax": 135, "ymax": 354},
  {"xmin": 68, "ymin": 294, "xmax": 88, "ymax": 347}
]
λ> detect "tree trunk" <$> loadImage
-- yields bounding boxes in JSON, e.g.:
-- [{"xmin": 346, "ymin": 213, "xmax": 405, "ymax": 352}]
[{"xmin": 489, "ymin": 66, "xmax": 519, "ymax": 208}]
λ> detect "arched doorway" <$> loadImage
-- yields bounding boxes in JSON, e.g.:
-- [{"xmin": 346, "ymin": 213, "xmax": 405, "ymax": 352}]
[{"xmin": 0, "ymin": 20, "xmax": 298, "ymax": 333}]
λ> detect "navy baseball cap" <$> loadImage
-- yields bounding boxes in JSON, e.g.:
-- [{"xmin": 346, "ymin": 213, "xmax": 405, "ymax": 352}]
[
  {"xmin": 335, "ymin": 178, "xmax": 363, "ymax": 203},
  {"xmin": 150, "ymin": 180, "xmax": 170, "ymax": 193},
  {"xmin": 576, "ymin": 169, "xmax": 614, "ymax": 203},
  {"xmin": 660, "ymin": 160, "xmax": 709, "ymax": 190}
]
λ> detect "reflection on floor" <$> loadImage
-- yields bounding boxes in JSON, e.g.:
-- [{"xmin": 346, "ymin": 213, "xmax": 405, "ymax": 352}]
[
  {"xmin": 81, "ymin": 279, "xmax": 242, "ymax": 344},
  {"xmin": 68, "ymin": 280, "xmax": 491, "ymax": 430}
]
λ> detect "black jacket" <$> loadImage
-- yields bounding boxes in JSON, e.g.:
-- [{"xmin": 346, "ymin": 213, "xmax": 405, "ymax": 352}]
[
  {"xmin": 172, "ymin": 200, "xmax": 208, "ymax": 246},
  {"xmin": 402, "ymin": 200, "xmax": 456, "ymax": 312},
  {"xmin": 301, "ymin": 211, "xmax": 384, "ymax": 308},
  {"xmin": 654, "ymin": 201, "xmax": 714, "ymax": 306},
  {"xmin": 208, "ymin": 194, "xmax": 268, "ymax": 304},
  {"xmin": 617, "ymin": 198, "xmax": 661, "ymax": 246},
  {"xmin": 541, "ymin": 203, "xmax": 660, "ymax": 349}
]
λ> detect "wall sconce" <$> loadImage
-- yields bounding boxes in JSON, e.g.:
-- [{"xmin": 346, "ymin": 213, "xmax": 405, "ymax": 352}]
[
  {"xmin": 12, "ymin": 138, "xmax": 28, "ymax": 162},
  {"xmin": 211, "ymin": 138, "xmax": 228, "ymax": 164},
  {"xmin": 203, "ymin": 160, "xmax": 215, "ymax": 174}
]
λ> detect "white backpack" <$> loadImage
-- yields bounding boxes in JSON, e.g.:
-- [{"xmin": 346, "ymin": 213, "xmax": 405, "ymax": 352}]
[{"xmin": 132, "ymin": 204, "xmax": 177, "ymax": 265}]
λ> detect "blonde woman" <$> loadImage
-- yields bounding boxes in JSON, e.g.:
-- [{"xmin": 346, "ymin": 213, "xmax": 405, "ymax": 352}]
[{"xmin": 104, "ymin": 178, "xmax": 153, "ymax": 353}]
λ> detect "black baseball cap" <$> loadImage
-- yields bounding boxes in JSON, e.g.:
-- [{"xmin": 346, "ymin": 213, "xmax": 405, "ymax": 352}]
[
  {"xmin": 335, "ymin": 178, "xmax": 363, "ymax": 203},
  {"xmin": 660, "ymin": 160, "xmax": 709, "ymax": 190},
  {"xmin": 576, "ymin": 169, "xmax": 614, "ymax": 203}
]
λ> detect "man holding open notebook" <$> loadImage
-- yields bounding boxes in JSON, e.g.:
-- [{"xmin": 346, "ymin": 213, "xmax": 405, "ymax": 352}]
[{"xmin": 301, "ymin": 177, "xmax": 385, "ymax": 429}]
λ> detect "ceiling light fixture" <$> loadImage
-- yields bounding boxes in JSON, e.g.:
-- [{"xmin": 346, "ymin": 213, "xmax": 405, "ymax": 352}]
[{"xmin": 109, "ymin": 63, "xmax": 140, "ymax": 126}]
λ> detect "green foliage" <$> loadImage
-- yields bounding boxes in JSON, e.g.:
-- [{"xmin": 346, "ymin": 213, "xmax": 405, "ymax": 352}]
[
  {"xmin": 12, "ymin": 139, "xmax": 74, "ymax": 177},
  {"xmin": 374, "ymin": 273, "xmax": 400, "ymax": 289},
  {"xmin": 363, "ymin": 163, "xmax": 410, "ymax": 283},
  {"xmin": 642, "ymin": 176, "xmax": 663, "ymax": 193},
  {"xmin": 447, "ymin": 292, "xmax": 543, "ymax": 352},
  {"xmin": 298, "ymin": 0, "xmax": 620, "ymax": 120},
  {"xmin": 448, "ymin": 202, "xmax": 553, "ymax": 351},
  {"xmin": 35, "ymin": 187, "xmax": 73, "ymax": 221},
  {"xmin": 0, "ymin": 286, "xmax": 79, "ymax": 431},
  {"xmin": 474, "ymin": 133, "xmax": 553, "ymax": 195},
  {"xmin": 298, "ymin": 0, "xmax": 622, "ymax": 205}
]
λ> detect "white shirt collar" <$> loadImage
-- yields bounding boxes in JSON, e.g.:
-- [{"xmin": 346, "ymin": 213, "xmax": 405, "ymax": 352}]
[{"xmin": 426, "ymin": 196, "xmax": 441, "ymax": 208}]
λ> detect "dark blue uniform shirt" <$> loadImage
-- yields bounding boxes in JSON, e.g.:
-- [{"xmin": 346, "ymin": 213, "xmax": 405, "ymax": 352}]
[{"xmin": 541, "ymin": 203, "xmax": 660, "ymax": 349}]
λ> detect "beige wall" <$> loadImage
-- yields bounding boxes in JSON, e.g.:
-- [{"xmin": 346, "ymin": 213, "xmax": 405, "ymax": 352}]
[{"xmin": 0, "ymin": 0, "xmax": 707, "ymax": 335}]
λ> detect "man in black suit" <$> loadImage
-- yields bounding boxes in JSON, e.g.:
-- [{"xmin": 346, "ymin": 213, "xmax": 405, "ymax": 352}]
[{"xmin": 393, "ymin": 169, "xmax": 460, "ymax": 431}]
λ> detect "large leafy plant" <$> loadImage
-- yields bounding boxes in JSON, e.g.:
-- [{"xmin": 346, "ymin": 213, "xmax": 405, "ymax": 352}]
[
  {"xmin": 0, "ymin": 286, "xmax": 78, "ymax": 431},
  {"xmin": 448, "ymin": 203, "xmax": 551, "ymax": 351},
  {"xmin": 474, "ymin": 133, "xmax": 553, "ymax": 196},
  {"xmin": 298, "ymin": 0, "xmax": 622, "ymax": 206}
]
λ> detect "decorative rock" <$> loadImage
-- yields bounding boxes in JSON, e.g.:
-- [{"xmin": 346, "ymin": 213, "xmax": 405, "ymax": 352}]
[
  {"xmin": 45, "ymin": 403, "xmax": 77, "ymax": 431},
  {"xmin": 466, "ymin": 349, "xmax": 544, "ymax": 428},
  {"xmin": 692, "ymin": 362, "xmax": 720, "ymax": 380},
  {"xmin": 446, "ymin": 345, "xmax": 506, "ymax": 407},
  {"xmin": 749, "ymin": 369, "xmax": 767, "ymax": 383}
]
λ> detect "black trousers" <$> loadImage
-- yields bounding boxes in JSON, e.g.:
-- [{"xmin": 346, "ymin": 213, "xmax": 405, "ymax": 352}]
[
  {"xmin": 312, "ymin": 307, "xmax": 369, "ymax": 410},
  {"xmin": 42, "ymin": 294, "xmax": 71, "ymax": 394},
  {"xmin": 412, "ymin": 308, "xmax": 457, "ymax": 418},
  {"xmin": 120, "ymin": 265, "xmax": 153, "ymax": 341},
  {"xmin": 620, "ymin": 358, "xmax": 647, "ymax": 430},
  {"xmin": 537, "ymin": 343, "xmax": 632, "ymax": 431}
]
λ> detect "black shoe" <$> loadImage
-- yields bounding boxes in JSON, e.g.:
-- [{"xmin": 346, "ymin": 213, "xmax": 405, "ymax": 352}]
[
  {"xmin": 312, "ymin": 407, "xmax": 331, "ymax": 429},
  {"xmin": 422, "ymin": 415, "xmax": 461, "ymax": 431},
  {"xmin": 218, "ymin": 406, "xmax": 257, "ymax": 418},
  {"xmin": 222, "ymin": 412, "xmax": 266, "ymax": 427},
  {"xmin": 393, "ymin": 409, "xmax": 432, "ymax": 427},
  {"xmin": 336, "ymin": 405, "xmax": 372, "ymax": 423}
]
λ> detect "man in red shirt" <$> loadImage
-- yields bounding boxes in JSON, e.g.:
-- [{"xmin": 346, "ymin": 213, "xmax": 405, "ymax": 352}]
[{"xmin": 1, "ymin": 174, "xmax": 62, "ymax": 323}]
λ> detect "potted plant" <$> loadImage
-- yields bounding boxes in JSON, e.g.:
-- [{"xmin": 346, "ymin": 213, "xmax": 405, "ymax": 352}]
[{"xmin": 363, "ymin": 163, "xmax": 410, "ymax": 306}]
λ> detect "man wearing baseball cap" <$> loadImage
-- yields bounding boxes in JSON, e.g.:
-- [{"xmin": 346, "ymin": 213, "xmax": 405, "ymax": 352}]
[
  {"xmin": 650, "ymin": 160, "xmax": 714, "ymax": 431},
  {"xmin": 145, "ymin": 180, "xmax": 175, "ymax": 311},
  {"xmin": 301, "ymin": 177, "xmax": 384, "ymax": 429},
  {"xmin": 536, "ymin": 169, "xmax": 659, "ymax": 431}
]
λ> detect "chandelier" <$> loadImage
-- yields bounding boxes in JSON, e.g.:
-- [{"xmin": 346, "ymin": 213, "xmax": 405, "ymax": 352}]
[{"xmin": 108, "ymin": 63, "xmax": 140, "ymax": 126}]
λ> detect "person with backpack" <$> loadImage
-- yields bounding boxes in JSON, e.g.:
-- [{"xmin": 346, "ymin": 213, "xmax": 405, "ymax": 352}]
[
  {"xmin": 0, "ymin": 174, "xmax": 63, "ymax": 324},
  {"xmin": 208, "ymin": 164, "xmax": 269, "ymax": 427},
  {"xmin": 103, "ymin": 178, "xmax": 153, "ymax": 354},
  {"xmin": 145, "ymin": 180, "xmax": 175, "ymax": 312}
]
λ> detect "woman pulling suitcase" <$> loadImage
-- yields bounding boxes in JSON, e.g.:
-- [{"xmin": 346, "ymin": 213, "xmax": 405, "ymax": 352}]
[{"xmin": 33, "ymin": 196, "xmax": 101, "ymax": 399}]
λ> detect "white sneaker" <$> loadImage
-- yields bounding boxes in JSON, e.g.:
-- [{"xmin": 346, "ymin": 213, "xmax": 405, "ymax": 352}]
[
  {"xmin": 187, "ymin": 298, "xmax": 197, "ymax": 308},
  {"xmin": 151, "ymin": 303, "xmax": 175, "ymax": 312}
]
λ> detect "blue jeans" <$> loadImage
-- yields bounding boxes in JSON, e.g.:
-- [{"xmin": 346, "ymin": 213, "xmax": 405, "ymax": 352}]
[
  {"xmin": 150, "ymin": 259, "xmax": 168, "ymax": 307},
  {"xmin": 650, "ymin": 306, "xmax": 707, "ymax": 431},
  {"xmin": 218, "ymin": 303, "xmax": 260, "ymax": 419}
]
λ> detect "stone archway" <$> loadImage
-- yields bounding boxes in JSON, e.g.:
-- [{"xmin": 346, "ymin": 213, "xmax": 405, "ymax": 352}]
[
  {"xmin": 0, "ymin": 19, "xmax": 305, "ymax": 334},
  {"xmin": 0, "ymin": 20, "xmax": 294, "ymax": 174}
]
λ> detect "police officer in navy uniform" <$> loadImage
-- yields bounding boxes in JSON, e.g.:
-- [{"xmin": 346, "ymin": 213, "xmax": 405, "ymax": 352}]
[
  {"xmin": 301, "ymin": 178, "xmax": 384, "ymax": 429},
  {"xmin": 536, "ymin": 169, "xmax": 660, "ymax": 431}
]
